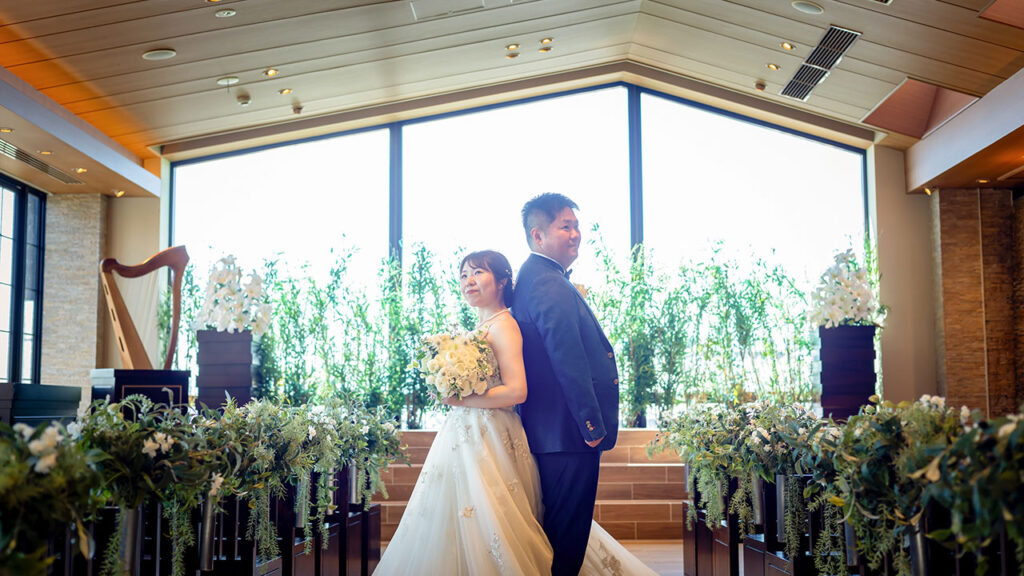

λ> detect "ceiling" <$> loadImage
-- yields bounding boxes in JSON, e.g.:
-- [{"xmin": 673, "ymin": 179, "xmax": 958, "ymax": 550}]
[{"xmin": 1, "ymin": 0, "xmax": 1023, "ymax": 195}]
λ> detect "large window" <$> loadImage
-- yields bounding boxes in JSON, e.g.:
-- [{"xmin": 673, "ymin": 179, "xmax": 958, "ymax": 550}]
[
  {"xmin": 173, "ymin": 128, "xmax": 390, "ymax": 284},
  {"xmin": 641, "ymin": 92, "xmax": 866, "ymax": 285},
  {"xmin": 0, "ymin": 174, "xmax": 45, "ymax": 383},
  {"xmin": 403, "ymin": 87, "xmax": 630, "ymax": 285}
]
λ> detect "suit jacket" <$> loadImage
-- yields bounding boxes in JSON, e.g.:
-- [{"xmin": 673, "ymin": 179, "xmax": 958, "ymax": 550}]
[{"xmin": 512, "ymin": 253, "xmax": 619, "ymax": 453}]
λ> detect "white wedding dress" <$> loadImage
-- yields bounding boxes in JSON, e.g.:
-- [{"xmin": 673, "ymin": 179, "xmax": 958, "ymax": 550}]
[{"xmin": 375, "ymin": 364, "xmax": 658, "ymax": 575}]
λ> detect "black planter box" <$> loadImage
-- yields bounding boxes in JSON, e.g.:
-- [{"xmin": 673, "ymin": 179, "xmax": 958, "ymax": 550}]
[
  {"xmin": 815, "ymin": 325, "xmax": 877, "ymax": 421},
  {"xmin": 90, "ymin": 369, "xmax": 190, "ymax": 406}
]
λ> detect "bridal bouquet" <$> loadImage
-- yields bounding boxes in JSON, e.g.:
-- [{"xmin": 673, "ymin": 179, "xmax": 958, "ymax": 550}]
[{"xmin": 416, "ymin": 330, "xmax": 496, "ymax": 400}]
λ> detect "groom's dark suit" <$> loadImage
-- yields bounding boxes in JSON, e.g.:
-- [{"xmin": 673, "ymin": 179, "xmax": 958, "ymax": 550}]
[{"xmin": 513, "ymin": 253, "xmax": 619, "ymax": 575}]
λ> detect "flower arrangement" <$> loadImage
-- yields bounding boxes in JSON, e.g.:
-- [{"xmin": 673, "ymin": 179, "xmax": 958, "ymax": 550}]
[
  {"xmin": 0, "ymin": 396, "xmax": 404, "ymax": 575},
  {"xmin": 0, "ymin": 421, "xmax": 104, "ymax": 576},
  {"xmin": 195, "ymin": 255, "xmax": 272, "ymax": 335},
  {"xmin": 829, "ymin": 395, "xmax": 963, "ymax": 576},
  {"xmin": 809, "ymin": 248, "xmax": 885, "ymax": 328},
  {"xmin": 415, "ymin": 329, "xmax": 496, "ymax": 400}
]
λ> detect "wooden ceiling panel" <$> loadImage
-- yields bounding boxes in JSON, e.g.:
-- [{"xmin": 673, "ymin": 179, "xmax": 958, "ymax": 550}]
[
  {"xmin": 44, "ymin": 3, "xmax": 639, "ymax": 111},
  {"xmin": 719, "ymin": 0, "xmax": 1024, "ymax": 78},
  {"xmin": 634, "ymin": 13, "xmax": 894, "ymax": 113},
  {"xmin": 628, "ymin": 44, "xmax": 872, "ymax": 121},
  {"xmin": 81, "ymin": 36, "xmax": 636, "ymax": 138},
  {"xmin": 645, "ymin": 0, "xmax": 1007, "ymax": 95},
  {"xmin": 1, "ymin": 0, "xmax": 1022, "ymax": 185},
  {"xmin": 109, "ymin": 47, "xmax": 635, "ymax": 151},
  {"xmin": 832, "ymin": 0, "xmax": 1024, "ymax": 50}
]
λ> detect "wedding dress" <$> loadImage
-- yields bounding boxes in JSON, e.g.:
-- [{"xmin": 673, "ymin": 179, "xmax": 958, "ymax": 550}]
[{"xmin": 374, "ymin": 356, "xmax": 658, "ymax": 575}]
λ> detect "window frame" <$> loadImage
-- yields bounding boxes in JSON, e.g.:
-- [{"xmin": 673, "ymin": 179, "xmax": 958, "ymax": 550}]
[{"xmin": 0, "ymin": 173, "xmax": 46, "ymax": 384}]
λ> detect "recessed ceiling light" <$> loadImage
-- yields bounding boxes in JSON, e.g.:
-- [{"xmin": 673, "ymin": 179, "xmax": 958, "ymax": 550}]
[
  {"xmin": 75, "ymin": 168, "xmax": 87, "ymax": 174},
  {"xmin": 114, "ymin": 190, "xmax": 127, "ymax": 198},
  {"xmin": 755, "ymin": 80, "xmax": 767, "ymax": 91},
  {"xmin": 278, "ymin": 88, "xmax": 292, "ymax": 95},
  {"xmin": 792, "ymin": 0, "xmax": 824, "ymax": 14},
  {"xmin": 781, "ymin": 42, "xmax": 795, "ymax": 50},
  {"xmin": 541, "ymin": 38, "xmax": 553, "ymax": 44},
  {"xmin": 539, "ymin": 46, "xmax": 552, "ymax": 54},
  {"xmin": 976, "ymin": 179, "xmax": 990, "ymax": 184},
  {"xmin": 214, "ymin": 8, "xmax": 236, "ymax": 17},
  {"xmin": 0, "ymin": 128, "xmax": 12, "ymax": 133},
  {"xmin": 142, "ymin": 48, "xmax": 177, "ymax": 61},
  {"xmin": 216, "ymin": 76, "xmax": 240, "ymax": 86},
  {"xmin": 506, "ymin": 43, "xmax": 519, "ymax": 51},
  {"xmin": 263, "ymin": 68, "xmax": 279, "ymax": 77},
  {"xmin": 205, "ymin": 0, "xmax": 223, "ymax": 3},
  {"xmin": 38, "ymin": 150, "xmax": 52, "ymax": 156},
  {"xmin": 767, "ymin": 63, "xmax": 781, "ymax": 71},
  {"xmin": 506, "ymin": 52, "xmax": 519, "ymax": 59}
]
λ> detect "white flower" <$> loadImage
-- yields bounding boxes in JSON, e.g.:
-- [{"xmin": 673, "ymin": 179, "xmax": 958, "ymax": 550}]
[
  {"xmin": 153, "ymin": 432, "xmax": 175, "ymax": 453},
  {"xmin": 360, "ymin": 425, "xmax": 370, "ymax": 435},
  {"xmin": 13, "ymin": 423, "xmax": 33, "ymax": 442},
  {"xmin": 384, "ymin": 422, "xmax": 395, "ymax": 434},
  {"xmin": 142, "ymin": 438, "xmax": 160, "ymax": 458},
  {"xmin": 33, "ymin": 452, "xmax": 58, "ymax": 474},
  {"xmin": 209, "ymin": 473, "xmax": 225, "ymax": 497},
  {"xmin": 67, "ymin": 421, "xmax": 83, "ymax": 440},
  {"xmin": 308, "ymin": 426, "xmax": 317, "ymax": 440}
]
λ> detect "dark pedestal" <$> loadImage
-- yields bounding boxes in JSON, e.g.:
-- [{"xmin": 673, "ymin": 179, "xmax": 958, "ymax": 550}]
[
  {"xmin": 6, "ymin": 383, "xmax": 83, "ymax": 425},
  {"xmin": 0, "ymin": 382, "xmax": 13, "ymax": 423},
  {"xmin": 744, "ymin": 534, "xmax": 767, "ymax": 576},
  {"xmin": 683, "ymin": 501, "xmax": 698, "ymax": 576},
  {"xmin": 815, "ymin": 325, "xmax": 876, "ymax": 421},
  {"xmin": 196, "ymin": 330, "xmax": 258, "ymax": 408},
  {"xmin": 90, "ymin": 369, "xmax": 190, "ymax": 406}
]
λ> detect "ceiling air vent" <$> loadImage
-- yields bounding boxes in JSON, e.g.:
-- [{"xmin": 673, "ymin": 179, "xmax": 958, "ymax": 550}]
[
  {"xmin": 780, "ymin": 64, "xmax": 830, "ymax": 100},
  {"xmin": 780, "ymin": 25, "xmax": 861, "ymax": 102},
  {"xmin": 805, "ymin": 26, "xmax": 861, "ymax": 70},
  {"xmin": 869, "ymin": 0, "xmax": 893, "ymax": 4},
  {"xmin": 0, "ymin": 138, "xmax": 82, "ymax": 185}
]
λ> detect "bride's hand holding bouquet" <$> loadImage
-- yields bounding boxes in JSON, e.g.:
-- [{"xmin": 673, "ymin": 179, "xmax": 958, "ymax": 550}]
[{"xmin": 416, "ymin": 329, "xmax": 496, "ymax": 404}]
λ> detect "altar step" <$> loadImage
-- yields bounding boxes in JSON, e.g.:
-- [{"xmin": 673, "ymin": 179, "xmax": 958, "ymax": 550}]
[{"xmin": 373, "ymin": 429, "xmax": 686, "ymax": 541}]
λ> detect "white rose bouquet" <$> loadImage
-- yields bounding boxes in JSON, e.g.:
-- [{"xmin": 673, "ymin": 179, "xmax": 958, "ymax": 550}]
[
  {"xmin": 195, "ymin": 255, "xmax": 272, "ymax": 335},
  {"xmin": 416, "ymin": 330, "xmax": 497, "ymax": 400},
  {"xmin": 809, "ymin": 248, "xmax": 885, "ymax": 328}
]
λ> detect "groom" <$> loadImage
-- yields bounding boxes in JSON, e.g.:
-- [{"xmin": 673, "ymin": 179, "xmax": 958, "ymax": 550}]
[{"xmin": 512, "ymin": 193, "xmax": 619, "ymax": 576}]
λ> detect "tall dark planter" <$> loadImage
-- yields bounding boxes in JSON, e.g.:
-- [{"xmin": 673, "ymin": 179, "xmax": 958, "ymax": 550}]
[
  {"xmin": 196, "ymin": 330, "xmax": 258, "ymax": 408},
  {"xmin": 817, "ymin": 325, "xmax": 877, "ymax": 421}
]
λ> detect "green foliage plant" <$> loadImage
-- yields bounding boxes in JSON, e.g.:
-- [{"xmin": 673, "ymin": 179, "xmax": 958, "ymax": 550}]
[{"xmin": 0, "ymin": 421, "xmax": 104, "ymax": 576}]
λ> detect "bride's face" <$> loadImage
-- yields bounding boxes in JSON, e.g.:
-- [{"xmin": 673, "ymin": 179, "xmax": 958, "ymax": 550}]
[{"xmin": 460, "ymin": 263, "xmax": 501, "ymax": 309}]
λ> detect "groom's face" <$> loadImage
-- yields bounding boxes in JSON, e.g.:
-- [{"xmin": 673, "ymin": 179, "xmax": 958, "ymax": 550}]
[{"xmin": 535, "ymin": 207, "xmax": 581, "ymax": 269}]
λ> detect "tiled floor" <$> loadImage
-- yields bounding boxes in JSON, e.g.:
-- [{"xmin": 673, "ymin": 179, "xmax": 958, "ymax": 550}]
[
  {"xmin": 622, "ymin": 540, "xmax": 683, "ymax": 576},
  {"xmin": 380, "ymin": 539, "xmax": 684, "ymax": 575}
]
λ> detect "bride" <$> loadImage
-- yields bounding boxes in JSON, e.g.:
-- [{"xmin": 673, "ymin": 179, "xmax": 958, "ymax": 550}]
[{"xmin": 374, "ymin": 250, "xmax": 657, "ymax": 576}]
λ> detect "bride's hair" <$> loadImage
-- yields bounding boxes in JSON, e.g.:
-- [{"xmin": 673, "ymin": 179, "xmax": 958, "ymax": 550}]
[{"xmin": 460, "ymin": 250, "xmax": 515, "ymax": 307}]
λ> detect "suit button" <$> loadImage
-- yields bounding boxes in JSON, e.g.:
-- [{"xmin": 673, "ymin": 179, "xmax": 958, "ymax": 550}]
[
  {"xmin": 607, "ymin": 352, "xmax": 613, "ymax": 359},
  {"xmin": 613, "ymin": 378, "xmax": 619, "ymax": 385}
]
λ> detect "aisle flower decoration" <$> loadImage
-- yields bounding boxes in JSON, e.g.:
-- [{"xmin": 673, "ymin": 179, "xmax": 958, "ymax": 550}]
[
  {"xmin": 830, "ymin": 395, "xmax": 963, "ymax": 576},
  {"xmin": 0, "ymin": 421, "xmax": 104, "ymax": 576},
  {"xmin": 920, "ymin": 406, "xmax": 1024, "ymax": 575},
  {"xmin": 77, "ymin": 396, "xmax": 215, "ymax": 576},
  {"xmin": 195, "ymin": 255, "xmax": 272, "ymax": 335},
  {"xmin": 809, "ymin": 248, "xmax": 886, "ymax": 328}
]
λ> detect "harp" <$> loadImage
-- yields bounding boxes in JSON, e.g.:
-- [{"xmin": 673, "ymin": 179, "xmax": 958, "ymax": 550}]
[{"xmin": 100, "ymin": 245, "xmax": 189, "ymax": 370}]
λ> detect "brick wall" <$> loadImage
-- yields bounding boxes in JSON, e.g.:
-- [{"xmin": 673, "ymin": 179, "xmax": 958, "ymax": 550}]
[
  {"xmin": 1015, "ymin": 193, "xmax": 1024, "ymax": 408},
  {"xmin": 375, "ymin": 428, "xmax": 684, "ymax": 542},
  {"xmin": 40, "ymin": 194, "xmax": 106, "ymax": 395},
  {"xmin": 932, "ymin": 188, "xmax": 1018, "ymax": 417}
]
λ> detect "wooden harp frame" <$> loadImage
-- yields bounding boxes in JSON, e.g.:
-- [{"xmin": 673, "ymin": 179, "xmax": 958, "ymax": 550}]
[{"xmin": 100, "ymin": 245, "xmax": 189, "ymax": 370}]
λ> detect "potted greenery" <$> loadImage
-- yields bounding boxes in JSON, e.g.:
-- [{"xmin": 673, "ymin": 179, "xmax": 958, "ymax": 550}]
[{"xmin": 0, "ymin": 421, "xmax": 105, "ymax": 576}]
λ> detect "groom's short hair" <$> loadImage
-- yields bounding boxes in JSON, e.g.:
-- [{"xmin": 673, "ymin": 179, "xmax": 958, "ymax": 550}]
[{"xmin": 521, "ymin": 193, "xmax": 579, "ymax": 248}]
